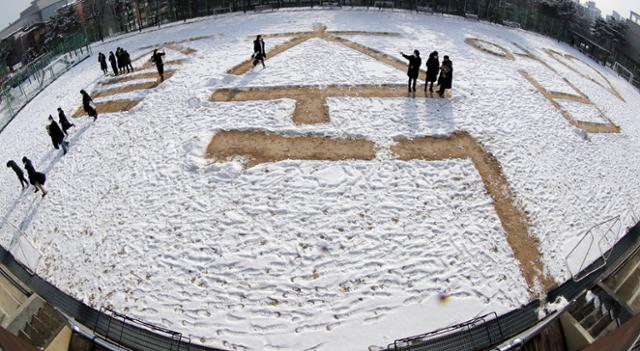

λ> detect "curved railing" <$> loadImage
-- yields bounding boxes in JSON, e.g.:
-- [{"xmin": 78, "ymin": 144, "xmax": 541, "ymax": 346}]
[
  {"xmin": 386, "ymin": 217, "xmax": 640, "ymax": 351},
  {"xmin": 1, "ymin": 215, "xmax": 638, "ymax": 351},
  {"xmin": 0, "ymin": 6, "xmax": 638, "ymax": 351}
]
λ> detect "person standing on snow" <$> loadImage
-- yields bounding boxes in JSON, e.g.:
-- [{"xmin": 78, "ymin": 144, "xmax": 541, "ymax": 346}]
[
  {"xmin": 81, "ymin": 90, "xmax": 98, "ymax": 121},
  {"xmin": 58, "ymin": 107, "xmax": 74, "ymax": 136},
  {"xmin": 150, "ymin": 49, "xmax": 166, "ymax": 81},
  {"xmin": 425, "ymin": 51, "xmax": 439, "ymax": 93},
  {"xmin": 123, "ymin": 49, "xmax": 134, "ymax": 73},
  {"xmin": 22, "ymin": 157, "xmax": 47, "ymax": 197},
  {"xmin": 98, "ymin": 52, "xmax": 108, "ymax": 75},
  {"xmin": 252, "ymin": 35, "xmax": 266, "ymax": 68},
  {"xmin": 116, "ymin": 48, "xmax": 124, "ymax": 73},
  {"xmin": 108, "ymin": 51, "xmax": 118, "ymax": 76},
  {"xmin": 47, "ymin": 116, "xmax": 69, "ymax": 155},
  {"xmin": 401, "ymin": 50, "xmax": 421, "ymax": 93},
  {"xmin": 6, "ymin": 160, "xmax": 29, "ymax": 190},
  {"xmin": 437, "ymin": 55, "xmax": 453, "ymax": 98}
]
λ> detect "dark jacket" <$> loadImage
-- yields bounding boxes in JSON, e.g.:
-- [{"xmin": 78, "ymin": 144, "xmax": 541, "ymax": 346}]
[
  {"xmin": 59, "ymin": 110, "xmax": 72, "ymax": 131},
  {"xmin": 48, "ymin": 121, "xmax": 65, "ymax": 148},
  {"xmin": 438, "ymin": 60, "xmax": 453, "ymax": 89},
  {"xmin": 98, "ymin": 53, "xmax": 107, "ymax": 69},
  {"xmin": 123, "ymin": 50, "xmax": 131, "ymax": 65},
  {"xmin": 151, "ymin": 51, "xmax": 165, "ymax": 67},
  {"xmin": 426, "ymin": 55, "xmax": 439, "ymax": 83},
  {"xmin": 253, "ymin": 39, "xmax": 265, "ymax": 55},
  {"xmin": 7, "ymin": 161, "xmax": 24, "ymax": 179},
  {"xmin": 402, "ymin": 53, "xmax": 421, "ymax": 79},
  {"xmin": 109, "ymin": 53, "xmax": 117, "ymax": 68},
  {"xmin": 23, "ymin": 159, "xmax": 46, "ymax": 185},
  {"xmin": 82, "ymin": 93, "xmax": 93, "ymax": 108},
  {"xmin": 116, "ymin": 49, "xmax": 123, "ymax": 68}
]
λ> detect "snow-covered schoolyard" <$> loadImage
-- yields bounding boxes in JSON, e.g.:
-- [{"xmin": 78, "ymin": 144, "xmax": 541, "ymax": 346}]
[{"xmin": 1, "ymin": 8, "xmax": 639, "ymax": 351}]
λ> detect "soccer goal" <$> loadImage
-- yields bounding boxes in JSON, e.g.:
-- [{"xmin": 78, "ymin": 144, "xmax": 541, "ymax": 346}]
[{"xmin": 613, "ymin": 62, "xmax": 634, "ymax": 83}]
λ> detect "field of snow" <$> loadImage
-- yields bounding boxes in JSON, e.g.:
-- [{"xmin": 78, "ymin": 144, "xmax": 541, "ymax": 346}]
[
  {"xmin": 558, "ymin": 99, "xmax": 606, "ymax": 124},
  {"xmin": 0, "ymin": 8, "xmax": 639, "ymax": 351}
]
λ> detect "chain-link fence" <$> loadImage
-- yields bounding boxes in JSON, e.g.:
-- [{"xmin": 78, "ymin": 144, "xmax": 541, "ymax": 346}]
[{"xmin": 0, "ymin": 33, "xmax": 92, "ymax": 133}]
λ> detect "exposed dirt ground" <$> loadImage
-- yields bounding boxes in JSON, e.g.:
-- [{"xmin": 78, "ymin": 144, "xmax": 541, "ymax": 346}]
[
  {"xmin": 206, "ymin": 130, "xmax": 376, "ymax": 167},
  {"xmin": 210, "ymin": 85, "xmax": 450, "ymax": 124},
  {"xmin": 544, "ymin": 48, "xmax": 625, "ymax": 102},
  {"xmin": 519, "ymin": 70, "xmax": 620, "ymax": 134},
  {"xmin": 100, "ymin": 72, "xmax": 173, "ymax": 86},
  {"xmin": 141, "ymin": 59, "xmax": 188, "ymax": 70},
  {"xmin": 137, "ymin": 35, "xmax": 216, "ymax": 51},
  {"xmin": 164, "ymin": 43, "xmax": 198, "ymax": 56},
  {"xmin": 328, "ymin": 36, "xmax": 428, "ymax": 81},
  {"xmin": 206, "ymin": 128, "xmax": 554, "ymax": 294},
  {"xmin": 227, "ymin": 36, "xmax": 315, "ymax": 75},
  {"xmin": 512, "ymin": 43, "xmax": 557, "ymax": 73},
  {"xmin": 391, "ymin": 131, "xmax": 555, "ymax": 294},
  {"xmin": 226, "ymin": 26, "xmax": 419, "ymax": 79},
  {"xmin": 465, "ymin": 38, "xmax": 515, "ymax": 61},
  {"xmin": 72, "ymin": 99, "xmax": 141, "ymax": 118},
  {"xmin": 93, "ymin": 81, "xmax": 163, "ymax": 99},
  {"xmin": 548, "ymin": 91, "xmax": 590, "ymax": 104}
]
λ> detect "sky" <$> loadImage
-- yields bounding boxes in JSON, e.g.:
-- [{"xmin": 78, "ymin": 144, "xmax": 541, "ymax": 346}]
[
  {"xmin": 0, "ymin": 0, "xmax": 638, "ymax": 31},
  {"xmin": 591, "ymin": 0, "xmax": 640, "ymax": 19},
  {"xmin": 1, "ymin": 0, "xmax": 32, "ymax": 30}
]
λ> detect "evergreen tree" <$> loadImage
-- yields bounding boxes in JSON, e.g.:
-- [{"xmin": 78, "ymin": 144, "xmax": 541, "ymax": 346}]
[
  {"xmin": 534, "ymin": 0, "xmax": 577, "ymax": 39},
  {"xmin": 592, "ymin": 18, "xmax": 628, "ymax": 57},
  {"xmin": 0, "ymin": 40, "xmax": 14, "ymax": 70},
  {"xmin": 44, "ymin": 6, "xmax": 81, "ymax": 48}
]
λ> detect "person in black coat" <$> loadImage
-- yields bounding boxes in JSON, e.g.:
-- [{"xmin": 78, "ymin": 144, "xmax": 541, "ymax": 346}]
[
  {"xmin": 437, "ymin": 55, "xmax": 453, "ymax": 98},
  {"xmin": 150, "ymin": 49, "xmax": 166, "ymax": 81},
  {"xmin": 98, "ymin": 52, "xmax": 108, "ymax": 75},
  {"xmin": 425, "ymin": 51, "xmax": 439, "ymax": 93},
  {"xmin": 81, "ymin": 90, "xmax": 98, "ymax": 121},
  {"xmin": 22, "ymin": 157, "xmax": 47, "ymax": 197},
  {"xmin": 401, "ymin": 50, "xmax": 421, "ymax": 92},
  {"xmin": 48, "ymin": 115, "xmax": 69, "ymax": 154},
  {"xmin": 116, "ymin": 48, "xmax": 124, "ymax": 72},
  {"xmin": 6, "ymin": 160, "xmax": 28, "ymax": 190},
  {"xmin": 123, "ymin": 49, "xmax": 133, "ymax": 72},
  {"xmin": 108, "ymin": 51, "xmax": 118, "ymax": 76},
  {"xmin": 57, "ymin": 107, "xmax": 74, "ymax": 136},
  {"xmin": 252, "ymin": 35, "xmax": 266, "ymax": 68}
]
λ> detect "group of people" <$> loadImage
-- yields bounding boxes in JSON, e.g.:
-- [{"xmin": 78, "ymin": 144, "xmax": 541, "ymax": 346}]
[
  {"xmin": 46, "ymin": 107, "xmax": 75, "ymax": 155},
  {"xmin": 6, "ymin": 158, "xmax": 48, "ymax": 197},
  {"xmin": 5, "ymin": 88, "xmax": 100, "ymax": 198},
  {"xmin": 98, "ymin": 47, "xmax": 167, "ymax": 82},
  {"xmin": 248, "ymin": 36, "xmax": 452, "ymax": 97},
  {"xmin": 401, "ymin": 49, "xmax": 453, "ymax": 97},
  {"xmin": 5, "ymin": 37, "xmax": 455, "ymax": 199},
  {"xmin": 98, "ymin": 47, "xmax": 134, "ymax": 76}
]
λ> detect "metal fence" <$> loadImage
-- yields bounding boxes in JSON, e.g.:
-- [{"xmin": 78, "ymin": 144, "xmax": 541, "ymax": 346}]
[
  {"xmin": 389, "ymin": 312, "xmax": 505, "ymax": 351},
  {"xmin": 0, "ymin": 244, "xmax": 225, "ymax": 351},
  {"xmin": 0, "ymin": 33, "xmax": 92, "ymax": 133},
  {"xmin": 0, "ymin": 218, "xmax": 637, "ymax": 351},
  {"xmin": 386, "ymin": 219, "xmax": 640, "ymax": 351}
]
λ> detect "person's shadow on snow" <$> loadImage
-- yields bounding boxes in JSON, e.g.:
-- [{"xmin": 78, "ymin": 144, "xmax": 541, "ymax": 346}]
[
  {"xmin": 424, "ymin": 96, "xmax": 455, "ymax": 134},
  {"xmin": 39, "ymin": 122, "xmax": 93, "ymax": 175},
  {"xmin": 398, "ymin": 93, "xmax": 456, "ymax": 136},
  {"xmin": 10, "ymin": 121, "xmax": 95, "ymax": 233}
]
